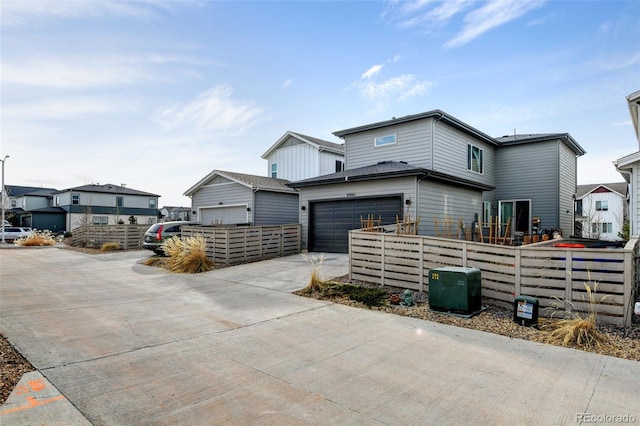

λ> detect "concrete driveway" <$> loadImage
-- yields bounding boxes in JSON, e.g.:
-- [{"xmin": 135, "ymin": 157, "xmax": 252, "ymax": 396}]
[{"xmin": 1, "ymin": 247, "xmax": 639, "ymax": 425}]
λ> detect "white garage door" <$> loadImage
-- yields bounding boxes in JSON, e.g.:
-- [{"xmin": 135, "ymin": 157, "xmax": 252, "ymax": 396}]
[{"xmin": 200, "ymin": 205, "xmax": 248, "ymax": 226}]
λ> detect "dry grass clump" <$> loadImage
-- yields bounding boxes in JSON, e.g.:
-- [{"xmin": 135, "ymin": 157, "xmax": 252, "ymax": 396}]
[
  {"xmin": 143, "ymin": 256, "xmax": 168, "ymax": 268},
  {"xmin": 161, "ymin": 235, "xmax": 214, "ymax": 274},
  {"xmin": 538, "ymin": 281, "xmax": 611, "ymax": 350},
  {"xmin": 15, "ymin": 229, "xmax": 57, "ymax": 246},
  {"xmin": 100, "ymin": 242, "xmax": 121, "ymax": 252},
  {"xmin": 300, "ymin": 253, "xmax": 327, "ymax": 293}
]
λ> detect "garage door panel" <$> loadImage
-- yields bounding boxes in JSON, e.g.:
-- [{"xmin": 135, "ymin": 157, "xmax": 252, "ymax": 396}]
[
  {"xmin": 200, "ymin": 206, "xmax": 247, "ymax": 226},
  {"xmin": 310, "ymin": 196, "xmax": 402, "ymax": 253}
]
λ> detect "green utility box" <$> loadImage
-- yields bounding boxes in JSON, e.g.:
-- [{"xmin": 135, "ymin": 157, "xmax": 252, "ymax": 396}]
[
  {"xmin": 429, "ymin": 267, "xmax": 481, "ymax": 315},
  {"xmin": 514, "ymin": 296, "xmax": 539, "ymax": 326}
]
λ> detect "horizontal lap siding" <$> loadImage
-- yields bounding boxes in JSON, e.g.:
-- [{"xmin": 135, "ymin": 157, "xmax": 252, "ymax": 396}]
[
  {"xmin": 349, "ymin": 231, "xmax": 637, "ymax": 325},
  {"xmin": 254, "ymin": 191, "xmax": 299, "ymax": 226},
  {"xmin": 419, "ymin": 181, "xmax": 483, "ymax": 237}
]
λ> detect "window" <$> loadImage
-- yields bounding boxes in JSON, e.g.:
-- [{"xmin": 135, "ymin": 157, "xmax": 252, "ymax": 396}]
[
  {"xmin": 72, "ymin": 193, "xmax": 80, "ymax": 205},
  {"xmin": 592, "ymin": 223, "xmax": 613, "ymax": 233},
  {"xmin": 92, "ymin": 216, "xmax": 108, "ymax": 225},
  {"xmin": 335, "ymin": 160, "xmax": 344, "ymax": 172},
  {"xmin": 468, "ymin": 144, "xmax": 483, "ymax": 173},
  {"xmin": 149, "ymin": 198, "xmax": 156, "ymax": 209},
  {"xmin": 55, "ymin": 196, "xmax": 60, "ymax": 207},
  {"xmin": 271, "ymin": 163, "xmax": 277, "ymax": 178},
  {"xmin": 483, "ymin": 202, "xmax": 491, "ymax": 223},
  {"xmin": 116, "ymin": 196, "xmax": 124, "ymax": 208},
  {"xmin": 11, "ymin": 200, "xmax": 16, "ymax": 208},
  {"xmin": 596, "ymin": 200, "xmax": 608, "ymax": 211},
  {"xmin": 375, "ymin": 135, "xmax": 396, "ymax": 147}
]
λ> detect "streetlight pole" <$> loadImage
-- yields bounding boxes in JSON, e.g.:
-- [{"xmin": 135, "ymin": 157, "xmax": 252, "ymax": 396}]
[{"xmin": 1, "ymin": 155, "xmax": 9, "ymax": 244}]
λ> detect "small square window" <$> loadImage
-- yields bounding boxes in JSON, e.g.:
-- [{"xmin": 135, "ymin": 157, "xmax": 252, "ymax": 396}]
[
  {"xmin": 374, "ymin": 135, "xmax": 396, "ymax": 147},
  {"xmin": 335, "ymin": 160, "xmax": 344, "ymax": 172},
  {"xmin": 596, "ymin": 201, "xmax": 608, "ymax": 211},
  {"xmin": 72, "ymin": 193, "xmax": 80, "ymax": 205}
]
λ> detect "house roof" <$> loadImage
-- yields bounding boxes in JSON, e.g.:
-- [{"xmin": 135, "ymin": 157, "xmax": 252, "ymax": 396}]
[
  {"xmin": 54, "ymin": 183, "xmax": 159, "ymax": 197},
  {"xmin": 333, "ymin": 109, "xmax": 499, "ymax": 146},
  {"xmin": 5, "ymin": 185, "xmax": 58, "ymax": 197},
  {"xmin": 287, "ymin": 161, "xmax": 495, "ymax": 192},
  {"xmin": 576, "ymin": 182, "xmax": 628, "ymax": 199},
  {"xmin": 261, "ymin": 131, "xmax": 344, "ymax": 159},
  {"xmin": 184, "ymin": 170, "xmax": 297, "ymax": 197},
  {"xmin": 495, "ymin": 133, "xmax": 586, "ymax": 156}
]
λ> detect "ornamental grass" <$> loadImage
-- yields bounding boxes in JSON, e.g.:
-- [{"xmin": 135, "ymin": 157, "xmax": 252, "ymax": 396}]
[
  {"xmin": 14, "ymin": 230, "xmax": 57, "ymax": 247},
  {"xmin": 161, "ymin": 235, "xmax": 214, "ymax": 274}
]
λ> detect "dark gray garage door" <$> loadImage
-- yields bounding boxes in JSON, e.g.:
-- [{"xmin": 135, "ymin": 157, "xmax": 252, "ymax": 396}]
[{"xmin": 309, "ymin": 196, "xmax": 403, "ymax": 253}]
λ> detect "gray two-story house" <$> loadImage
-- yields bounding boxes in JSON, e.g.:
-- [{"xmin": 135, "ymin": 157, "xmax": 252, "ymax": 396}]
[{"xmin": 289, "ymin": 110, "xmax": 585, "ymax": 253}]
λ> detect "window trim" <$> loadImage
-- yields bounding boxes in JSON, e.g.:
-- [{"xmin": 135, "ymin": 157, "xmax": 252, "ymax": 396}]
[
  {"xmin": 271, "ymin": 163, "xmax": 277, "ymax": 179},
  {"xmin": 374, "ymin": 134, "xmax": 396, "ymax": 147},
  {"xmin": 467, "ymin": 144, "xmax": 483, "ymax": 174},
  {"xmin": 595, "ymin": 200, "xmax": 608, "ymax": 211},
  {"xmin": 72, "ymin": 193, "xmax": 80, "ymax": 205},
  {"xmin": 149, "ymin": 198, "xmax": 156, "ymax": 209}
]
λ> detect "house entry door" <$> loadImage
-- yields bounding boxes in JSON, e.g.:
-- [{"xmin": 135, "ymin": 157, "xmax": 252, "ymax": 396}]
[{"xmin": 498, "ymin": 199, "xmax": 531, "ymax": 236}]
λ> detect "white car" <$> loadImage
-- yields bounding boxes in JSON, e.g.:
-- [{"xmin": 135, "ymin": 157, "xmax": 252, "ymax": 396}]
[{"xmin": 1, "ymin": 226, "xmax": 33, "ymax": 242}]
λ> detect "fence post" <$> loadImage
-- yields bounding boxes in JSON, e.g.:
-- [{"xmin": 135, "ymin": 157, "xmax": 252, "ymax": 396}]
[
  {"xmin": 419, "ymin": 236, "xmax": 424, "ymax": 292},
  {"xmin": 623, "ymin": 248, "xmax": 632, "ymax": 327},
  {"xmin": 564, "ymin": 250, "xmax": 572, "ymax": 314},
  {"xmin": 381, "ymin": 233, "xmax": 386, "ymax": 284},
  {"xmin": 348, "ymin": 231, "xmax": 353, "ymax": 282},
  {"xmin": 514, "ymin": 247, "xmax": 521, "ymax": 297},
  {"xmin": 462, "ymin": 241, "xmax": 468, "ymax": 267}
]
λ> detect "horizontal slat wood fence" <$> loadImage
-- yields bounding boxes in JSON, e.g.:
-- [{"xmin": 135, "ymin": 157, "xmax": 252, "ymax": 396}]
[
  {"xmin": 349, "ymin": 230, "xmax": 639, "ymax": 326},
  {"xmin": 182, "ymin": 224, "xmax": 301, "ymax": 265},
  {"xmin": 71, "ymin": 224, "xmax": 150, "ymax": 250}
]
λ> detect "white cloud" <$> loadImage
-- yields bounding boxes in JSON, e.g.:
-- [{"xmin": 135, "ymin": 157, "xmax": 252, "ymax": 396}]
[
  {"xmin": 3, "ymin": 96, "xmax": 135, "ymax": 120},
  {"xmin": 282, "ymin": 79, "xmax": 292, "ymax": 89},
  {"xmin": 0, "ymin": 0, "xmax": 172, "ymax": 27},
  {"xmin": 443, "ymin": 0, "xmax": 545, "ymax": 48},
  {"xmin": 360, "ymin": 74, "xmax": 434, "ymax": 102},
  {"xmin": 362, "ymin": 64, "xmax": 384, "ymax": 79},
  {"xmin": 2, "ymin": 57, "xmax": 154, "ymax": 89},
  {"xmin": 156, "ymin": 85, "xmax": 265, "ymax": 134}
]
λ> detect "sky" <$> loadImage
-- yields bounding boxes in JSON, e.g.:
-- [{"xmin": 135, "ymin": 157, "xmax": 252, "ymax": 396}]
[{"xmin": 1, "ymin": 0, "xmax": 639, "ymax": 207}]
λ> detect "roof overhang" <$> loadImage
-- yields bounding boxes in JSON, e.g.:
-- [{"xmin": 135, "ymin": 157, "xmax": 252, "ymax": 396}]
[
  {"xmin": 627, "ymin": 90, "xmax": 640, "ymax": 145},
  {"xmin": 261, "ymin": 131, "xmax": 343, "ymax": 159},
  {"xmin": 333, "ymin": 109, "xmax": 499, "ymax": 147}
]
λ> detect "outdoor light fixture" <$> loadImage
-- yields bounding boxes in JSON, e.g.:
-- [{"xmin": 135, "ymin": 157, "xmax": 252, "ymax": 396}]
[
  {"xmin": 1, "ymin": 155, "xmax": 9, "ymax": 244},
  {"xmin": 301, "ymin": 206, "xmax": 306, "ymax": 211}
]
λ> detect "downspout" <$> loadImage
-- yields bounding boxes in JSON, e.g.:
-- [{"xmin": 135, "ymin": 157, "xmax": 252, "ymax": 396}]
[
  {"xmin": 431, "ymin": 112, "xmax": 443, "ymax": 170},
  {"xmin": 251, "ymin": 186, "xmax": 258, "ymax": 225}
]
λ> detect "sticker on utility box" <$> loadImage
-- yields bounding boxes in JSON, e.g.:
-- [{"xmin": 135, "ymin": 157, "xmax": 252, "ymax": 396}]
[{"xmin": 517, "ymin": 300, "xmax": 534, "ymax": 319}]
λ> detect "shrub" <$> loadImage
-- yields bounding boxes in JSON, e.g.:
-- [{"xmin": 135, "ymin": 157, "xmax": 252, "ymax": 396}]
[
  {"xmin": 100, "ymin": 242, "xmax": 120, "ymax": 252},
  {"xmin": 539, "ymin": 281, "xmax": 610, "ymax": 350},
  {"xmin": 339, "ymin": 284, "xmax": 388, "ymax": 307},
  {"xmin": 15, "ymin": 230, "xmax": 57, "ymax": 247},
  {"xmin": 161, "ymin": 235, "xmax": 214, "ymax": 273},
  {"xmin": 300, "ymin": 253, "xmax": 326, "ymax": 293}
]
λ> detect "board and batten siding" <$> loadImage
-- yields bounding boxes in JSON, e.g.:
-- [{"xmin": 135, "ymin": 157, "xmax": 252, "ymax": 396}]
[
  {"xmin": 344, "ymin": 119, "xmax": 433, "ymax": 170},
  {"xmin": 558, "ymin": 142, "xmax": 577, "ymax": 235},
  {"xmin": 254, "ymin": 191, "xmax": 299, "ymax": 226},
  {"xmin": 267, "ymin": 140, "xmax": 320, "ymax": 181},
  {"xmin": 191, "ymin": 176, "xmax": 253, "ymax": 220},
  {"xmin": 432, "ymin": 122, "xmax": 496, "ymax": 189},
  {"xmin": 418, "ymin": 181, "xmax": 483, "ymax": 236},
  {"xmin": 495, "ymin": 141, "xmax": 559, "ymax": 231},
  {"xmin": 298, "ymin": 176, "xmax": 417, "ymax": 250}
]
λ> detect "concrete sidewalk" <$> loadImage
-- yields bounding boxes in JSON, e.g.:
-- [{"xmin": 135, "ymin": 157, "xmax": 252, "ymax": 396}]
[{"xmin": 1, "ymin": 247, "xmax": 638, "ymax": 425}]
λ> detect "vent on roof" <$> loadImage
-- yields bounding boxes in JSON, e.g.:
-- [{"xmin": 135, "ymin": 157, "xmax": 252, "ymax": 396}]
[{"xmin": 400, "ymin": 161, "xmax": 407, "ymax": 164}]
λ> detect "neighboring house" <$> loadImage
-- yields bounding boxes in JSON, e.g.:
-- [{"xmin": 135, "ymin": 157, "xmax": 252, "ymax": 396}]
[
  {"xmin": 159, "ymin": 206, "xmax": 191, "ymax": 222},
  {"xmin": 53, "ymin": 183, "xmax": 160, "ymax": 231},
  {"xmin": 184, "ymin": 170, "xmax": 298, "ymax": 226},
  {"xmin": 614, "ymin": 89, "xmax": 640, "ymax": 237},
  {"xmin": 261, "ymin": 131, "xmax": 345, "ymax": 181},
  {"xmin": 288, "ymin": 109, "xmax": 585, "ymax": 253},
  {"xmin": 575, "ymin": 183, "xmax": 628, "ymax": 241},
  {"xmin": 3, "ymin": 185, "xmax": 66, "ymax": 232}
]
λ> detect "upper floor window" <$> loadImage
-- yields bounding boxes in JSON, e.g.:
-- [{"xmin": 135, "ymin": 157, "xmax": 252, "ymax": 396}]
[
  {"xmin": 116, "ymin": 196, "xmax": 124, "ymax": 208},
  {"xmin": 11, "ymin": 199, "xmax": 16, "ymax": 208},
  {"xmin": 468, "ymin": 144, "xmax": 483, "ymax": 174},
  {"xmin": 335, "ymin": 160, "xmax": 344, "ymax": 172},
  {"xmin": 596, "ymin": 200, "xmax": 608, "ymax": 211},
  {"xmin": 72, "ymin": 193, "xmax": 80, "ymax": 205},
  {"xmin": 271, "ymin": 163, "xmax": 277, "ymax": 179},
  {"xmin": 149, "ymin": 198, "xmax": 156, "ymax": 209},
  {"xmin": 374, "ymin": 135, "xmax": 396, "ymax": 147},
  {"xmin": 55, "ymin": 196, "xmax": 60, "ymax": 207}
]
